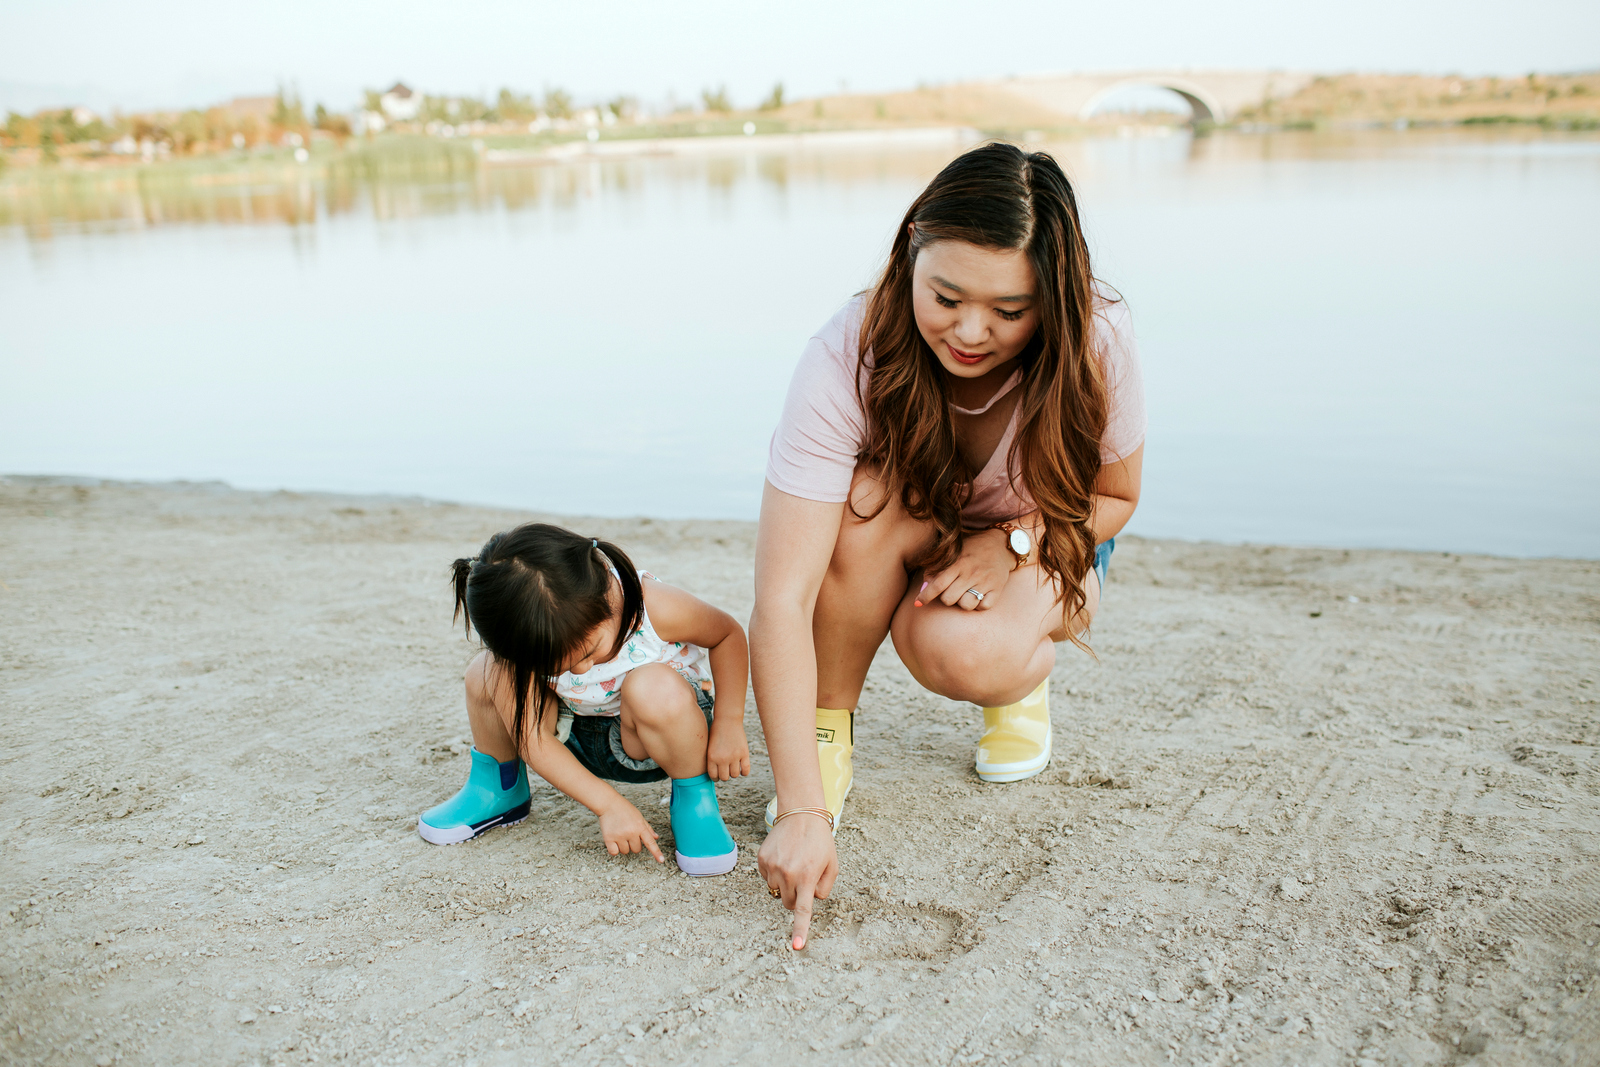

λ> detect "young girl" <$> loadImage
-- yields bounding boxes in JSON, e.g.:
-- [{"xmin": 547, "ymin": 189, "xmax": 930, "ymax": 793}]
[{"xmin": 417, "ymin": 522, "xmax": 751, "ymax": 877}]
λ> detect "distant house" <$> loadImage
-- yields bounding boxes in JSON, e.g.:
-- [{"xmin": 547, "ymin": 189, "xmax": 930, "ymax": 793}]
[
  {"xmin": 380, "ymin": 83, "xmax": 421, "ymax": 122},
  {"xmin": 227, "ymin": 96, "xmax": 278, "ymax": 119}
]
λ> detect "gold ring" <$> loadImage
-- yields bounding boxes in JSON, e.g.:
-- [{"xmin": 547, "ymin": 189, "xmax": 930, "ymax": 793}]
[{"xmin": 768, "ymin": 886, "xmax": 781, "ymax": 898}]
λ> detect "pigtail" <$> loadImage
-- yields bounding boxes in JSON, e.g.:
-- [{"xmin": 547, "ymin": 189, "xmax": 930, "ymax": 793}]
[
  {"xmin": 593, "ymin": 539, "xmax": 644, "ymax": 662},
  {"xmin": 451, "ymin": 557, "xmax": 475, "ymax": 635}
]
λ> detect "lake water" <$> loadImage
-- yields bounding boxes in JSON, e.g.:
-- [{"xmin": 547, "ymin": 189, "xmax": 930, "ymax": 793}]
[{"xmin": 3, "ymin": 128, "xmax": 1597, "ymax": 557}]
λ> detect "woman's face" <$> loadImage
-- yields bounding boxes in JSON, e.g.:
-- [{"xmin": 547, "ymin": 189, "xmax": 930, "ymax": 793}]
[{"xmin": 910, "ymin": 237, "xmax": 1040, "ymax": 380}]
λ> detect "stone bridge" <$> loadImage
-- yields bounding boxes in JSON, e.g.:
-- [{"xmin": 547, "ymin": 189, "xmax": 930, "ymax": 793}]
[{"xmin": 994, "ymin": 70, "xmax": 1315, "ymax": 124}]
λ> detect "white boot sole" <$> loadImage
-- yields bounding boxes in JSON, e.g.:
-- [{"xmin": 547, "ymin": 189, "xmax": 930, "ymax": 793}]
[
  {"xmin": 416, "ymin": 809, "xmax": 528, "ymax": 846},
  {"xmin": 975, "ymin": 733, "xmax": 1052, "ymax": 783},
  {"xmin": 675, "ymin": 846, "xmax": 738, "ymax": 877}
]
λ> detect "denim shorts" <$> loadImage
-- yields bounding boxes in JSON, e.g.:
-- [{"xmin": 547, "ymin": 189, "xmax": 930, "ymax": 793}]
[
  {"xmin": 1094, "ymin": 538, "xmax": 1115, "ymax": 592},
  {"xmin": 561, "ymin": 679, "xmax": 714, "ymax": 784}
]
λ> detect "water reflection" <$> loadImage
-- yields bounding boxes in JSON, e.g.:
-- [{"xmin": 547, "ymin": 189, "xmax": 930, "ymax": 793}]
[
  {"xmin": 3, "ymin": 129, "xmax": 1597, "ymax": 556},
  {"xmin": 0, "ymin": 139, "xmax": 988, "ymax": 237},
  {"xmin": 7, "ymin": 126, "xmax": 1592, "ymax": 239}
]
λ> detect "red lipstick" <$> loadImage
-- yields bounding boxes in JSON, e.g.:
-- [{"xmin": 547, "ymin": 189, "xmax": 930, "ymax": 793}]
[{"xmin": 947, "ymin": 344, "xmax": 987, "ymax": 366}]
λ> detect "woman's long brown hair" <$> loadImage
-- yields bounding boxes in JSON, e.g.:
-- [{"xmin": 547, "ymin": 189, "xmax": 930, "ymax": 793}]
[{"xmin": 857, "ymin": 142, "xmax": 1111, "ymax": 644}]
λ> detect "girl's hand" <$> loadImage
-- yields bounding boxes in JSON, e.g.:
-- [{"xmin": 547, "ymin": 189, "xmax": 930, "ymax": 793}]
[
  {"xmin": 598, "ymin": 800, "xmax": 664, "ymax": 863},
  {"xmin": 757, "ymin": 812, "xmax": 838, "ymax": 951},
  {"xmin": 917, "ymin": 528, "xmax": 1014, "ymax": 611},
  {"xmin": 707, "ymin": 718, "xmax": 751, "ymax": 781}
]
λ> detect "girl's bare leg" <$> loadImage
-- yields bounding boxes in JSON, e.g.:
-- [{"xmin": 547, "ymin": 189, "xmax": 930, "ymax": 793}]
[
  {"xmin": 813, "ymin": 466, "xmax": 937, "ymax": 710},
  {"xmin": 618, "ymin": 663, "xmax": 708, "ymax": 779},
  {"xmin": 463, "ymin": 651, "xmax": 519, "ymax": 762}
]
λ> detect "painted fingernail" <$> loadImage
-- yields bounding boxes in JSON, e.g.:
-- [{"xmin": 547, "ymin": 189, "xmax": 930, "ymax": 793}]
[
  {"xmin": 793, "ymin": 936, "xmax": 805, "ymax": 951},
  {"xmin": 920, "ymin": 581, "xmax": 928, "ymax": 593},
  {"xmin": 913, "ymin": 601, "xmax": 922, "ymax": 608}
]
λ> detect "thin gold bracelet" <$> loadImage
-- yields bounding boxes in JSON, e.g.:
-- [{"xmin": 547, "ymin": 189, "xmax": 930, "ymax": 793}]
[{"xmin": 772, "ymin": 807, "xmax": 835, "ymax": 832}]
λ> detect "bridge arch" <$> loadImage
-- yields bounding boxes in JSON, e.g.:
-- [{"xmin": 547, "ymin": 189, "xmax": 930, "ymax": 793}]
[{"xmin": 1078, "ymin": 78, "xmax": 1225, "ymax": 124}]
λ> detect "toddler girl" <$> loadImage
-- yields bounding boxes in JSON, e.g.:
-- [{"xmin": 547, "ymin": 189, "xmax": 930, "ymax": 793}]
[{"xmin": 417, "ymin": 522, "xmax": 750, "ymax": 876}]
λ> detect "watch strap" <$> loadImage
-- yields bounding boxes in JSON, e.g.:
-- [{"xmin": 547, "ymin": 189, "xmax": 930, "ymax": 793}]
[{"xmin": 990, "ymin": 521, "xmax": 1031, "ymax": 569}]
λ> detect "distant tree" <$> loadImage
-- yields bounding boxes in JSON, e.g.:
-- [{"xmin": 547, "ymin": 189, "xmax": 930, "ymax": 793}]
[
  {"xmin": 313, "ymin": 104, "xmax": 351, "ymax": 138},
  {"xmin": 759, "ymin": 83, "xmax": 785, "ymax": 111},
  {"xmin": 363, "ymin": 89, "xmax": 383, "ymax": 113},
  {"xmin": 543, "ymin": 88, "xmax": 573, "ymax": 120},
  {"xmin": 607, "ymin": 95, "xmax": 638, "ymax": 121},
  {"xmin": 497, "ymin": 88, "xmax": 537, "ymax": 120},
  {"xmin": 701, "ymin": 85, "xmax": 732, "ymax": 113},
  {"xmin": 273, "ymin": 86, "xmax": 307, "ymax": 132},
  {"xmin": 173, "ymin": 109, "xmax": 208, "ymax": 152},
  {"xmin": 10, "ymin": 113, "xmax": 41, "ymax": 148}
]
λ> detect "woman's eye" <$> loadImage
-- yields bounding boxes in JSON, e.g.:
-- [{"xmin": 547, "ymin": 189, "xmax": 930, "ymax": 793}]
[
  {"xmin": 933, "ymin": 293, "xmax": 958, "ymax": 308},
  {"xmin": 996, "ymin": 308, "xmax": 1025, "ymax": 322}
]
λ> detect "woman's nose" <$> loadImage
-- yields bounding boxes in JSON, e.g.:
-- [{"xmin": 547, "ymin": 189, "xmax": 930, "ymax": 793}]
[{"xmin": 953, "ymin": 311, "xmax": 988, "ymax": 347}]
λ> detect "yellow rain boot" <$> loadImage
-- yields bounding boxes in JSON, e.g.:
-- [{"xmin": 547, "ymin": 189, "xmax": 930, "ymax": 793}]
[
  {"xmin": 975, "ymin": 680, "xmax": 1051, "ymax": 783},
  {"xmin": 764, "ymin": 707, "xmax": 853, "ymax": 836}
]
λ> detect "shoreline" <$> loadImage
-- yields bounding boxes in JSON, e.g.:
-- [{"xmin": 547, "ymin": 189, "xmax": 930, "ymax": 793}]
[
  {"xmin": 4, "ymin": 473, "xmax": 1594, "ymax": 564},
  {"xmin": 6, "ymin": 101, "xmax": 1597, "ymax": 183},
  {"xmin": 2, "ymin": 476, "xmax": 1596, "ymax": 1064}
]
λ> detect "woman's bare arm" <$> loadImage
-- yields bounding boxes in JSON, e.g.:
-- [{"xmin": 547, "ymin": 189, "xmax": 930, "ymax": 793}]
[
  {"xmin": 1088, "ymin": 442, "xmax": 1143, "ymax": 544},
  {"xmin": 925, "ymin": 441, "xmax": 1145, "ymax": 607},
  {"xmin": 751, "ymin": 480, "xmax": 845, "ymax": 949}
]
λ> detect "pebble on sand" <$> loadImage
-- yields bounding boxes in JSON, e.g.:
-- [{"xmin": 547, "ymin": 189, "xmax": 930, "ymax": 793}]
[{"xmin": 1280, "ymin": 875, "xmax": 1311, "ymax": 902}]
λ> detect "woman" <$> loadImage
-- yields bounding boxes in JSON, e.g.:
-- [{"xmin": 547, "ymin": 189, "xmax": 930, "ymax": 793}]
[{"xmin": 752, "ymin": 143, "xmax": 1145, "ymax": 949}]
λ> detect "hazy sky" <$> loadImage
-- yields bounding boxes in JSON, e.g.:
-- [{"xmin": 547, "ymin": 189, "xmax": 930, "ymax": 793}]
[{"xmin": 5, "ymin": 0, "xmax": 1597, "ymax": 112}]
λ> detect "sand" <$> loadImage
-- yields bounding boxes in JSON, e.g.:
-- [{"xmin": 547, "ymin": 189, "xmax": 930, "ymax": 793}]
[{"xmin": 2, "ymin": 476, "xmax": 1597, "ymax": 1067}]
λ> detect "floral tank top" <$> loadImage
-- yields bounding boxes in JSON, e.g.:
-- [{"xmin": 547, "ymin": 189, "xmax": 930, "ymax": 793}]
[{"xmin": 552, "ymin": 569, "xmax": 710, "ymax": 717}]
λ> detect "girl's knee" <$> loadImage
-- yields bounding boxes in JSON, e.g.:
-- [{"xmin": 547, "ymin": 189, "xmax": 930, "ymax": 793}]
[
  {"xmin": 464, "ymin": 651, "xmax": 495, "ymax": 702},
  {"xmin": 619, "ymin": 664, "xmax": 696, "ymax": 725}
]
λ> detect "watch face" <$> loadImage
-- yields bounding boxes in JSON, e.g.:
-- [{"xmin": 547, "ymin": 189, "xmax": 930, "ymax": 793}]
[{"xmin": 1009, "ymin": 528, "xmax": 1031, "ymax": 556}]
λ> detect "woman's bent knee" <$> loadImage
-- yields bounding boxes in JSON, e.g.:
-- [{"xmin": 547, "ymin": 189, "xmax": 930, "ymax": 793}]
[{"xmin": 900, "ymin": 628, "xmax": 1036, "ymax": 704}]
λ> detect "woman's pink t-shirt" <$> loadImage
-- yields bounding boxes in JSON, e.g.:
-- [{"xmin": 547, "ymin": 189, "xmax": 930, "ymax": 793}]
[{"xmin": 766, "ymin": 291, "xmax": 1146, "ymax": 527}]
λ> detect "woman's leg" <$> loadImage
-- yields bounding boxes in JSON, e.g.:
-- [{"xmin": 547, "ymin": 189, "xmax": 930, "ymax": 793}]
[
  {"xmin": 890, "ymin": 550, "xmax": 1102, "ymax": 707},
  {"xmin": 814, "ymin": 465, "xmax": 937, "ymax": 709},
  {"xmin": 617, "ymin": 663, "xmax": 709, "ymax": 779}
]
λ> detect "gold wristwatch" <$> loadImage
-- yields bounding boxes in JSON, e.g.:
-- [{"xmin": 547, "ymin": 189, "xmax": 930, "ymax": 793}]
[{"xmin": 991, "ymin": 521, "xmax": 1033, "ymax": 569}]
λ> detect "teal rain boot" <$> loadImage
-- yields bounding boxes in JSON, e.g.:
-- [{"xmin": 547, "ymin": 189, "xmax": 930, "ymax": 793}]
[
  {"xmin": 417, "ymin": 749, "xmax": 531, "ymax": 845},
  {"xmin": 669, "ymin": 774, "xmax": 738, "ymax": 876}
]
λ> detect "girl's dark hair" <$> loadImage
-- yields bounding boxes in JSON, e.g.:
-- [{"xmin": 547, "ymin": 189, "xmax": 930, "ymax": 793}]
[
  {"xmin": 451, "ymin": 523, "xmax": 643, "ymax": 750},
  {"xmin": 857, "ymin": 141, "xmax": 1111, "ymax": 646}
]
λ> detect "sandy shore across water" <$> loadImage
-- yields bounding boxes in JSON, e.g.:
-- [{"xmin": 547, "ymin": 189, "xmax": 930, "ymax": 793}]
[{"xmin": 2, "ymin": 476, "xmax": 1596, "ymax": 1066}]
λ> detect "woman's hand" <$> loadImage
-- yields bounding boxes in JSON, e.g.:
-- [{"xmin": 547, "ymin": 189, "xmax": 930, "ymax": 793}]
[
  {"xmin": 598, "ymin": 799, "xmax": 665, "ymax": 863},
  {"xmin": 707, "ymin": 718, "xmax": 751, "ymax": 781},
  {"xmin": 757, "ymin": 813, "xmax": 838, "ymax": 950},
  {"xmin": 917, "ymin": 528, "xmax": 1014, "ymax": 611}
]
